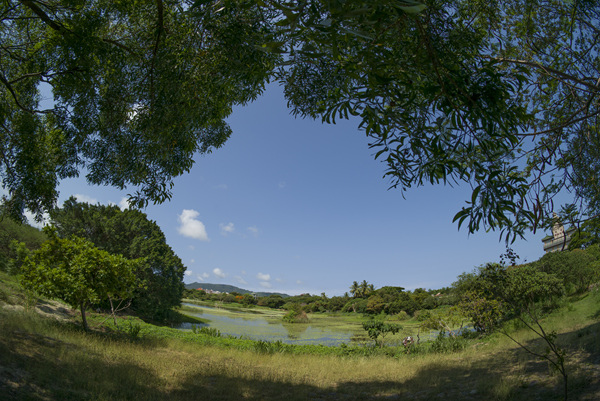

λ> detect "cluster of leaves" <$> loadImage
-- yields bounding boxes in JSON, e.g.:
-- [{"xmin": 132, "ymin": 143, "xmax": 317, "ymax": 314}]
[
  {"xmin": 348, "ymin": 280, "xmax": 375, "ymax": 298},
  {"xmin": 0, "ymin": 217, "xmax": 47, "ymax": 273},
  {"xmin": 569, "ymin": 218, "xmax": 600, "ymax": 250},
  {"xmin": 458, "ymin": 291, "xmax": 503, "ymax": 333}
]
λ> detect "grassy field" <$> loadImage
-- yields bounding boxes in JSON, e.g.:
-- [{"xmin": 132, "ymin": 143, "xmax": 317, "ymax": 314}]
[{"xmin": 1, "ymin": 272, "xmax": 599, "ymax": 400}]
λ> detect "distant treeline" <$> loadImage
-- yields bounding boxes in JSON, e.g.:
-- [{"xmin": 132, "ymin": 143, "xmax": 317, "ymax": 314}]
[
  {"xmin": 183, "ymin": 283, "xmax": 454, "ymax": 316},
  {"xmin": 185, "ymin": 245, "xmax": 600, "ymax": 321}
]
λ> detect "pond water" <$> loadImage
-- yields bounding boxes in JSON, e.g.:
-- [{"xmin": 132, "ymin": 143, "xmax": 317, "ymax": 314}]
[{"xmin": 177, "ymin": 303, "xmax": 369, "ymax": 346}]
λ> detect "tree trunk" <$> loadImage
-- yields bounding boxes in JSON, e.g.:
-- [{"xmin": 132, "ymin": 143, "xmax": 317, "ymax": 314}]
[
  {"xmin": 109, "ymin": 296, "xmax": 117, "ymax": 326},
  {"xmin": 80, "ymin": 301, "xmax": 89, "ymax": 331}
]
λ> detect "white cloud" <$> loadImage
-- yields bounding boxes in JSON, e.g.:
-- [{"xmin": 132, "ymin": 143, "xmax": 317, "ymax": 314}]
[
  {"xmin": 247, "ymin": 226, "xmax": 259, "ymax": 237},
  {"xmin": 275, "ymin": 278, "xmax": 283, "ymax": 283},
  {"xmin": 213, "ymin": 268, "xmax": 226, "ymax": 278},
  {"xmin": 24, "ymin": 210, "xmax": 50, "ymax": 229},
  {"xmin": 118, "ymin": 197, "xmax": 131, "ymax": 210},
  {"xmin": 257, "ymin": 272, "xmax": 271, "ymax": 281},
  {"xmin": 296, "ymin": 280, "xmax": 303, "ymax": 285},
  {"xmin": 234, "ymin": 276, "xmax": 247, "ymax": 285},
  {"xmin": 184, "ymin": 270, "xmax": 192, "ymax": 277},
  {"xmin": 241, "ymin": 270, "xmax": 247, "ymax": 275},
  {"xmin": 74, "ymin": 194, "xmax": 98, "ymax": 204},
  {"xmin": 202, "ymin": 272, "xmax": 209, "ymax": 279},
  {"xmin": 190, "ymin": 259, "xmax": 195, "ymax": 264},
  {"xmin": 196, "ymin": 274, "xmax": 205, "ymax": 281},
  {"xmin": 220, "ymin": 222, "xmax": 235, "ymax": 235},
  {"xmin": 260, "ymin": 281, "xmax": 272, "ymax": 289},
  {"xmin": 178, "ymin": 209, "xmax": 209, "ymax": 241}
]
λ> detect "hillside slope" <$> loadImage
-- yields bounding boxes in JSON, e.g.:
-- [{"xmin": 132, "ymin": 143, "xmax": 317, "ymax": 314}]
[{"xmin": 184, "ymin": 282, "xmax": 289, "ymax": 297}]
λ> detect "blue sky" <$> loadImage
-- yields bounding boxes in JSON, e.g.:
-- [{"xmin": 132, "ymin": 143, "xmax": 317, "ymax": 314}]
[{"xmin": 49, "ymin": 84, "xmax": 548, "ymax": 296}]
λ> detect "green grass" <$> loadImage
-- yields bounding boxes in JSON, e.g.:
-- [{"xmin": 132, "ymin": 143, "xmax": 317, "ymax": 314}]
[{"xmin": 2, "ymin": 272, "xmax": 600, "ymax": 400}]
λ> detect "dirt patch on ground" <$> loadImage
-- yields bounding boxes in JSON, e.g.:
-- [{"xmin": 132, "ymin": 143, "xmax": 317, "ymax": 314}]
[
  {"xmin": 1, "ymin": 299, "xmax": 75, "ymax": 322},
  {"xmin": 34, "ymin": 300, "xmax": 75, "ymax": 321}
]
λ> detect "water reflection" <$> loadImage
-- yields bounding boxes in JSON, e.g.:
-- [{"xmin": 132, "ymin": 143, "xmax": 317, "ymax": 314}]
[{"xmin": 178, "ymin": 303, "xmax": 362, "ymax": 346}]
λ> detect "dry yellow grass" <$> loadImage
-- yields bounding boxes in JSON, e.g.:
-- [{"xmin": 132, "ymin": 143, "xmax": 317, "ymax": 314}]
[
  {"xmin": 2, "ymin": 272, "xmax": 599, "ymax": 401},
  {"xmin": 2, "ymin": 306, "xmax": 598, "ymax": 401}
]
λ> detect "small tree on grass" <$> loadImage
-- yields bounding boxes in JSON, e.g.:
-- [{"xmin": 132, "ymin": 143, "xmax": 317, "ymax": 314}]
[
  {"xmin": 419, "ymin": 306, "xmax": 466, "ymax": 338},
  {"xmin": 500, "ymin": 266, "xmax": 568, "ymax": 400},
  {"xmin": 362, "ymin": 319, "xmax": 402, "ymax": 348},
  {"xmin": 458, "ymin": 262, "xmax": 569, "ymax": 400},
  {"xmin": 21, "ymin": 227, "xmax": 143, "ymax": 331}
]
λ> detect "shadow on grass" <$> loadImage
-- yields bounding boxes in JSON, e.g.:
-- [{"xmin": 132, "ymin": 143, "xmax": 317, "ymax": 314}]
[
  {"xmin": 1, "ymin": 311, "xmax": 598, "ymax": 401},
  {"xmin": 0, "ymin": 329, "xmax": 162, "ymax": 400},
  {"xmin": 168, "ymin": 355, "xmax": 560, "ymax": 401}
]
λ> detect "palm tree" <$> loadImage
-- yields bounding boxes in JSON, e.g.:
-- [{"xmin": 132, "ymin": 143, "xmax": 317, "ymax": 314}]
[
  {"xmin": 359, "ymin": 280, "xmax": 369, "ymax": 298},
  {"xmin": 350, "ymin": 281, "xmax": 359, "ymax": 298}
]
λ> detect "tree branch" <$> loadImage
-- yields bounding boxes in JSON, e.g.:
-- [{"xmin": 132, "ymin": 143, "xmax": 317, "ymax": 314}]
[
  {"xmin": 149, "ymin": 0, "xmax": 165, "ymax": 106},
  {"xmin": 0, "ymin": 73, "xmax": 52, "ymax": 114},
  {"xmin": 518, "ymin": 109, "xmax": 600, "ymax": 137},
  {"xmin": 486, "ymin": 56, "xmax": 600, "ymax": 92},
  {"xmin": 18, "ymin": 0, "xmax": 65, "ymax": 32},
  {"xmin": 19, "ymin": 0, "xmax": 137, "ymax": 55}
]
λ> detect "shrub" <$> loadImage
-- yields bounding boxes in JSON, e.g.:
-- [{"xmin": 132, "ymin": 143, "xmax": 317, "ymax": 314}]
[
  {"xmin": 282, "ymin": 309, "xmax": 308, "ymax": 323},
  {"xmin": 191, "ymin": 325, "xmax": 221, "ymax": 337},
  {"xmin": 124, "ymin": 321, "xmax": 142, "ymax": 340},
  {"xmin": 390, "ymin": 311, "xmax": 410, "ymax": 321},
  {"xmin": 458, "ymin": 291, "xmax": 503, "ymax": 333},
  {"xmin": 362, "ymin": 319, "xmax": 402, "ymax": 348},
  {"xmin": 342, "ymin": 298, "xmax": 368, "ymax": 313},
  {"xmin": 532, "ymin": 249, "xmax": 597, "ymax": 294},
  {"xmin": 414, "ymin": 310, "xmax": 432, "ymax": 322},
  {"xmin": 430, "ymin": 331, "xmax": 467, "ymax": 353},
  {"xmin": 253, "ymin": 340, "xmax": 287, "ymax": 354}
]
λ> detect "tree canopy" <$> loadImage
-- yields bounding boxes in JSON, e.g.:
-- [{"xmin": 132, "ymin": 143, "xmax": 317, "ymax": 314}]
[
  {"xmin": 1, "ymin": 0, "xmax": 599, "ymax": 241},
  {"xmin": 275, "ymin": 0, "xmax": 600, "ymax": 240},
  {"xmin": 50, "ymin": 197, "xmax": 186, "ymax": 320},
  {"xmin": 0, "ymin": 0, "xmax": 277, "ymax": 220}
]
